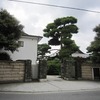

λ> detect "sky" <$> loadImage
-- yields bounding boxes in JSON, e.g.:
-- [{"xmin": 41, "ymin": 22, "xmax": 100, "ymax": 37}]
[{"xmin": 1, "ymin": 0, "xmax": 100, "ymax": 53}]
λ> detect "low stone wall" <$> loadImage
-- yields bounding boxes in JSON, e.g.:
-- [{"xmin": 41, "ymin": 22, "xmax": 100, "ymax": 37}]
[
  {"xmin": 81, "ymin": 63, "xmax": 92, "ymax": 80},
  {"xmin": 0, "ymin": 61, "xmax": 25, "ymax": 83}
]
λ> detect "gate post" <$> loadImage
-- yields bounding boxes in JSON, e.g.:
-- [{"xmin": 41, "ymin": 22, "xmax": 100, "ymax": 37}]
[
  {"xmin": 38, "ymin": 60, "xmax": 47, "ymax": 79},
  {"xmin": 61, "ymin": 60, "xmax": 75, "ymax": 80},
  {"xmin": 24, "ymin": 60, "xmax": 32, "ymax": 82}
]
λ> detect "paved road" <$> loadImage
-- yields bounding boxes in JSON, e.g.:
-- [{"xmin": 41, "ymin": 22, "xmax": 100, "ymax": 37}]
[{"xmin": 0, "ymin": 90, "xmax": 100, "ymax": 100}]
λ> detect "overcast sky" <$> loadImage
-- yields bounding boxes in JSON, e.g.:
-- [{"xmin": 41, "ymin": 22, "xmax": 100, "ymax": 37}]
[{"xmin": 1, "ymin": 0, "xmax": 100, "ymax": 53}]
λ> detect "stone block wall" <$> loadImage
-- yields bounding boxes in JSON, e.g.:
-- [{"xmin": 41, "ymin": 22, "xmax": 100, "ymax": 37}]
[
  {"xmin": 81, "ymin": 63, "xmax": 92, "ymax": 80},
  {"xmin": 0, "ymin": 61, "xmax": 25, "ymax": 83}
]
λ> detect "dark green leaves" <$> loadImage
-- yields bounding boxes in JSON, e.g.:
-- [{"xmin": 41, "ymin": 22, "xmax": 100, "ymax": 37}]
[
  {"xmin": 48, "ymin": 38, "xmax": 60, "ymax": 45},
  {"xmin": 0, "ymin": 9, "xmax": 24, "ymax": 52},
  {"xmin": 54, "ymin": 16, "xmax": 77, "ymax": 26},
  {"xmin": 38, "ymin": 44, "xmax": 51, "ymax": 59},
  {"xmin": 87, "ymin": 24, "xmax": 100, "ymax": 63},
  {"xmin": 43, "ymin": 16, "xmax": 78, "ymax": 46}
]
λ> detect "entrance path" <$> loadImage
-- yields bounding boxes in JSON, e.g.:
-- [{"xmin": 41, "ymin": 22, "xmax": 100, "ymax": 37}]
[
  {"xmin": 0, "ymin": 76, "xmax": 100, "ymax": 93},
  {"xmin": 47, "ymin": 75, "xmax": 63, "ymax": 81}
]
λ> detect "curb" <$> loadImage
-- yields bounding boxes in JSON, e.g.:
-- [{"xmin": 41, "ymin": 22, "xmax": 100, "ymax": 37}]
[{"xmin": 0, "ymin": 88, "xmax": 100, "ymax": 94}]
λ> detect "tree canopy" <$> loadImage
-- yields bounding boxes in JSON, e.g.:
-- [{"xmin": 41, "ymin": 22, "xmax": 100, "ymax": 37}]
[
  {"xmin": 38, "ymin": 43, "xmax": 51, "ymax": 59},
  {"xmin": 87, "ymin": 24, "xmax": 100, "ymax": 63},
  {"xmin": 0, "ymin": 9, "xmax": 24, "ymax": 52},
  {"xmin": 43, "ymin": 16, "xmax": 79, "ymax": 59}
]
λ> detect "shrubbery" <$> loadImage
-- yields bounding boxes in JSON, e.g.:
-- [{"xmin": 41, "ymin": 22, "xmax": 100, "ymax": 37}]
[
  {"xmin": 47, "ymin": 58, "xmax": 60, "ymax": 75},
  {"xmin": 0, "ymin": 52, "xmax": 11, "ymax": 61}
]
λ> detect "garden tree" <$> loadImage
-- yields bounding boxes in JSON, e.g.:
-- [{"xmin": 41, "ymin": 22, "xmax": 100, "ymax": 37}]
[
  {"xmin": 37, "ymin": 43, "xmax": 51, "ymax": 59},
  {"xmin": 38, "ymin": 44, "xmax": 51, "ymax": 78},
  {"xmin": 47, "ymin": 58, "xmax": 60, "ymax": 75},
  {"xmin": 0, "ymin": 9, "xmax": 24, "ymax": 52},
  {"xmin": 43, "ymin": 16, "xmax": 79, "ymax": 60},
  {"xmin": 87, "ymin": 24, "xmax": 100, "ymax": 63}
]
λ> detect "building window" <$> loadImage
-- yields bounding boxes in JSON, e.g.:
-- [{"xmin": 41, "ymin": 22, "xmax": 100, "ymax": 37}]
[{"xmin": 18, "ymin": 41, "xmax": 24, "ymax": 47}]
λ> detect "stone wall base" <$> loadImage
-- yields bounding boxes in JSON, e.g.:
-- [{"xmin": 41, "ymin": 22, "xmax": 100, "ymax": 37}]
[{"xmin": 0, "ymin": 61, "xmax": 25, "ymax": 83}]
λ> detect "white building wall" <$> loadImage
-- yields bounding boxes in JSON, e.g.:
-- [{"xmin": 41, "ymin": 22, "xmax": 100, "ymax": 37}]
[{"xmin": 7, "ymin": 37, "xmax": 38, "ymax": 65}]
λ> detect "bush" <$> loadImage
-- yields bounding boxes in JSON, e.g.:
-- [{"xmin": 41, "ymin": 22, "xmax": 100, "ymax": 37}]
[
  {"xmin": 47, "ymin": 65, "xmax": 60, "ymax": 75},
  {"xmin": 47, "ymin": 58, "xmax": 60, "ymax": 75},
  {"xmin": 0, "ymin": 52, "xmax": 11, "ymax": 61}
]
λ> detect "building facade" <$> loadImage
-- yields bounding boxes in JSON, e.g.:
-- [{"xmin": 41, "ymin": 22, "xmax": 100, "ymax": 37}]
[{"xmin": 1, "ymin": 34, "xmax": 42, "ymax": 80}]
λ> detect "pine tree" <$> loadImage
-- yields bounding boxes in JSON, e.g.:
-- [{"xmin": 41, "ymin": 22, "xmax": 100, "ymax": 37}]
[
  {"xmin": 87, "ymin": 24, "xmax": 100, "ymax": 63},
  {"xmin": 0, "ymin": 9, "xmax": 24, "ymax": 52},
  {"xmin": 43, "ymin": 16, "xmax": 79, "ymax": 60}
]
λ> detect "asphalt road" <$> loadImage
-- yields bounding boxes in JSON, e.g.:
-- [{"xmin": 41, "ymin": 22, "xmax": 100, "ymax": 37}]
[{"xmin": 0, "ymin": 90, "xmax": 100, "ymax": 100}]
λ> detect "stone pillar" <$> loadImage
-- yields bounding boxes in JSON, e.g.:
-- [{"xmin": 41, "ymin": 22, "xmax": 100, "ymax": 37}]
[
  {"xmin": 38, "ymin": 60, "xmax": 47, "ymax": 79},
  {"xmin": 24, "ymin": 60, "xmax": 32, "ymax": 82},
  {"xmin": 61, "ymin": 60, "xmax": 75, "ymax": 80}
]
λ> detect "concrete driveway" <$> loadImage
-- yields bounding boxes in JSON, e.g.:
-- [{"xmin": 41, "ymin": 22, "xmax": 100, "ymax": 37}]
[{"xmin": 0, "ymin": 75, "xmax": 100, "ymax": 93}]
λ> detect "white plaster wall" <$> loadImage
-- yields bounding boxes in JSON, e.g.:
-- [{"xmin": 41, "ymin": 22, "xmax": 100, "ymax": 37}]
[
  {"xmin": 7, "ymin": 37, "xmax": 38, "ymax": 65},
  {"xmin": 32, "ymin": 64, "xmax": 38, "ymax": 79}
]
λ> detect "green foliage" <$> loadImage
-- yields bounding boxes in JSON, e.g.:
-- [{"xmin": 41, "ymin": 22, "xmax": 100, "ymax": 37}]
[
  {"xmin": 48, "ymin": 38, "xmax": 60, "ymax": 45},
  {"xmin": 44, "ymin": 16, "xmax": 78, "ymax": 39},
  {"xmin": 47, "ymin": 58, "xmax": 60, "ymax": 75},
  {"xmin": 87, "ymin": 24, "xmax": 100, "ymax": 63},
  {"xmin": 38, "ymin": 43, "xmax": 51, "ymax": 59},
  {"xmin": 44, "ymin": 16, "xmax": 79, "ymax": 60},
  {"xmin": 0, "ymin": 52, "xmax": 11, "ymax": 60},
  {"xmin": 0, "ymin": 9, "xmax": 24, "ymax": 52},
  {"xmin": 59, "ymin": 45, "xmax": 78, "ymax": 59}
]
